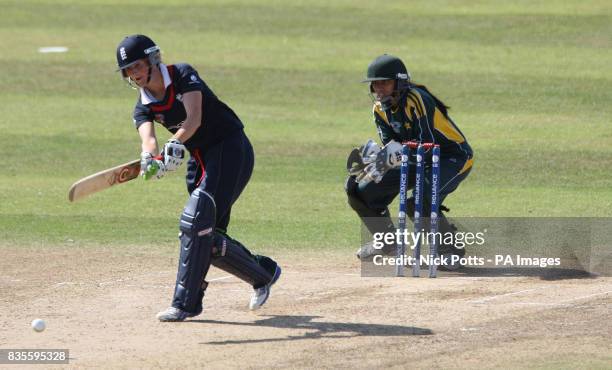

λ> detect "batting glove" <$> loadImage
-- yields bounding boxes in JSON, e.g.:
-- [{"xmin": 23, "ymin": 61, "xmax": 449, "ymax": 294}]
[
  {"xmin": 162, "ymin": 138, "xmax": 186, "ymax": 171},
  {"xmin": 140, "ymin": 152, "xmax": 167, "ymax": 180}
]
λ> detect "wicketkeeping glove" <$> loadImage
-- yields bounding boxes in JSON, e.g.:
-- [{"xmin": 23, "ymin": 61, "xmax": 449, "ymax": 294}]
[
  {"xmin": 140, "ymin": 152, "xmax": 167, "ymax": 180},
  {"xmin": 362, "ymin": 140, "xmax": 403, "ymax": 183},
  {"xmin": 162, "ymin": 138, "xmax": 186, "ymax": 171},
  {"xmin": 360, "ymin": 139, "xmax": 380, "ymax": 165},
  {"xmin": 348, "ymin": 139, "xmax": 381, "ymax": 180}
]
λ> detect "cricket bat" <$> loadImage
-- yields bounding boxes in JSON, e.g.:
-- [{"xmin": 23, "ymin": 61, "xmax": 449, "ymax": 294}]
[{"xmin": 68, "ymin": 159, "xmax": 141, "ymax": 202}]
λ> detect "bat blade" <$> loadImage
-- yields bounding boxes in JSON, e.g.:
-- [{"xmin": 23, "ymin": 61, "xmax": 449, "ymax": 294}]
[{"xmin": 68, "ymin": 159, "xmax": 141, "ymax": 202}]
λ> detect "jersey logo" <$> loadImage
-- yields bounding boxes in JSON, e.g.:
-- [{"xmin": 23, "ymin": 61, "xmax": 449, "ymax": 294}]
[
  {"xmin": 120, "ymin": 47, "xmax": 127, "ymax": 61},
  {"xmin": 188, "ymin": 74, "xmax": 200, "ymax": 85},
  {"xmin": 390, "ymin": 121, "xmax": 402, "ymax": 134},
  {"xmin": 176, "ymin": 93, "xmax": 183, "ymax": 102}
]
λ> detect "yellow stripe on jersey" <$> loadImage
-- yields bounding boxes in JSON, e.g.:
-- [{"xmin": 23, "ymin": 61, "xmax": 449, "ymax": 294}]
[
  {"xmin": 404, "ymin": 96, "xmax": 424, "ymax": 124},
  {"xmin": 373, "ymin": 103, "xmax": 389, "ymax": 125},
  {"xmin": 407, "ymin": 91, "xmax": 425, "ymax": 117},
  {"xmin": 459, "ymin": 158, "xmax": 474, "ymax": 175},
  {"xmin": 433, "ymin": 108, "xmax": 465, "ymax": 143},
  {"xmin": 404, "ymin": 99, "xmax": 418, "ymax": 120}
]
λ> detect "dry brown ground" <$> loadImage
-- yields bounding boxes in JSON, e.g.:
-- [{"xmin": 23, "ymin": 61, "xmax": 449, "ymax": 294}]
[{"xmin": 1, "ymin": 245, "xmax": 610, "ymax": 369}]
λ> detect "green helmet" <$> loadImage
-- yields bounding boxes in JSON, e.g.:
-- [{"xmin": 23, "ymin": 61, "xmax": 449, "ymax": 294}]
[
  {"xmin": 362, "ymin": 54, "xmax": 410, "ymax": 82},
  {"xmin": 363, "ymin": 54, "xmax": 411, "ymax": 110}
]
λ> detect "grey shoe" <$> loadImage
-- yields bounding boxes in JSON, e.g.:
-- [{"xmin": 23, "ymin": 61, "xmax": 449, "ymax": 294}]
[
  {"xmin": 249, "ymin": 265, "xmax": 282, "ymax": 310},
  {"xmin": 156, "ymin": 306, "xmax": 200, "ymax": 322},
  {"xmin": 439, "ymin": 253, "xmax": 464, "ymax": 271},
  {"xmin": 356, "ymin": 241, "xmax": 396, "ymax": 260}
]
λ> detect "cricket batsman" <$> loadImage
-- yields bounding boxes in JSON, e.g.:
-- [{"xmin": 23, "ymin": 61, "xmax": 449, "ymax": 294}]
[
  {"xmin": 346, "ymin": 54, "xmax": 474, "ymax": 263},
  {"xmin": 115, "ymin": 35, "xmax": 281, "ymax": 321}
]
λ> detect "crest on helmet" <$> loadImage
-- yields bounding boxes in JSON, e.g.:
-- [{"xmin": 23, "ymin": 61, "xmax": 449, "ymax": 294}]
[{"xmin": 115, "ymin": 35, "xmax": 161, "ymax": 77}]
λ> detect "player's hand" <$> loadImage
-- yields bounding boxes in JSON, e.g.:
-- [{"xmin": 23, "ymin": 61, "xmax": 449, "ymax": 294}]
[
  {"xmin": 360, "ymin": 139, "xmax": 380, "ymax": 165},
  {"xmin": 362, "ymin": 140, "xmax": 403, "ymax": 183},
  {"xmin": 162, "ymin": 138, "xmax": 186, "ymax": 171},
  {"xmin": 348, "ymin": 139, "xmax": 381, "ymax": 180},
  {"xmin": 140, "ymin": 152, "xmax": 166, "ymax": 180}
]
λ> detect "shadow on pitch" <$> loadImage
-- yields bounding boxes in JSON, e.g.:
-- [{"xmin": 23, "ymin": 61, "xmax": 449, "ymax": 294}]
[
  {"xmin": 192, "ymin": 315, "xmax": 432, "ymax": 345},
  {"xmin": 362, "ymin": 263, "xmax": 595, "ymax": 281},
  {"xmin": 447, "ymin": 267, "xmax": 596, "ymax": 281}
]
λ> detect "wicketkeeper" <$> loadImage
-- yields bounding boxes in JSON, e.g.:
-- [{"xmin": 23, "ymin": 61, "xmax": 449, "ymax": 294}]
[
  {"xmin": 346, "ymin": 54, "xmax": 474, "ymax": 262},
  {"xmin": 115, "ymin": 35, "xmax": 281, "ymax": 321}
]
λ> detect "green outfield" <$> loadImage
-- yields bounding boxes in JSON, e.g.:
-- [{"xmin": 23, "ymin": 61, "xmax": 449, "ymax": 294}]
[{"xmin": 1, "ymin": 0, "xmax": 611, "ymax": 251}]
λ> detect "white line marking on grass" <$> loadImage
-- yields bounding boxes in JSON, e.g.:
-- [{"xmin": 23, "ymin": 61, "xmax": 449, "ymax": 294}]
[
  {"xmin": 294, "ymin": 290, "xmax": 338, "ymax": 301},
  {"xmin": 54, "ymin": 273, "xmax": 233, "ymax": 289},
  {"xmin": 209, "ymin": 276, "xmax": 233, "ymax": 282},
  {"xmin": 557, "ymin": 290, "xmax": 612, "ymax": 303},
  {"xmin": 38, "ymin": 46, "xmax": 68, "ymax": 53},
  {"xmin": 514, "ymin": 302, "xmax": 572, "ymax": 307},
  {"xmin": 54, "ymin": 282, "xmax": 87, "ymax": 287},
  {"xmin": 97, "ymin": 271, "xmax": 172, "ymax": 286},
  {"xmin": 124, "ymin": 284, "xmax": 173, "ymax": 289},
  {"xmin": 1, "ymin": 277, "xmax": 23, "ymax": 283},
  {"xmin": 469, "ymin": 289, "xmax": 536, "ymax": 304},
  {"xmin": 98, "ymin": 278, "xmax": 130, "ymax": 286},
  {"xmin": 510, "ymin": 291, "xmax": 611, "ymax": 308},
  {"xmin": 54, "ymin": 271, "xmax": 173, "ymax": 288},
  {"xmin": 280, "ymin": 270, "xmax": 359, "ymax": 276}
]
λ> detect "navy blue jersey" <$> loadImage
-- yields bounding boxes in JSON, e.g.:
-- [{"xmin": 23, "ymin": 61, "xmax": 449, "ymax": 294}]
[{"xmin": 133, "ymin": 63, "xmax": 243, "ymax": 152}]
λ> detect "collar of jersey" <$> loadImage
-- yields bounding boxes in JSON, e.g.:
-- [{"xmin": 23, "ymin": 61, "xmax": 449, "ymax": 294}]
[{"xmin": 140, "ymin": 63, "xmax": 172, "ymax": 105}]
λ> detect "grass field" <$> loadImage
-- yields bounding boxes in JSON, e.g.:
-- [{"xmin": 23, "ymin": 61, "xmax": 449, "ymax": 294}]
[
  {"xmin": 0, "ymin": 1, "xmax": 611, "ymax": 368},
  {"xmin": 1, "ymin": 0, "xmax": 611, "ymax": 250}
]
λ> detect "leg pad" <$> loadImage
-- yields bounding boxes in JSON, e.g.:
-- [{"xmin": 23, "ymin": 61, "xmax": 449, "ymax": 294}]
[{"xmin": 211, "ymin": 234, "xmax": 275, "ymax": 288}]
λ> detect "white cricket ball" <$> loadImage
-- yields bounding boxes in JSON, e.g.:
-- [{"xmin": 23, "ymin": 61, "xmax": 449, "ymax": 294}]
[{"xmin": 31, "ymin": 319, "xmax": 46, "ymax": 332}]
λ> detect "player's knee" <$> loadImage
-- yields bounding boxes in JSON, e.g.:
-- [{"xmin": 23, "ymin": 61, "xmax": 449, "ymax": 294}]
[
  {"xmin": 344, "ymin": 175, "xmax": 358, "ymax": 197},
  {"xmin": 180, "ymin": 188, "xmax": 216, "ymax": 235},
  {"xmin": 210, "ymin": 232, "xmax": 227, "ymax": 257},
  {"xmin": 345, "ymin": 176, "xmax": 362, "ymax": 209}
]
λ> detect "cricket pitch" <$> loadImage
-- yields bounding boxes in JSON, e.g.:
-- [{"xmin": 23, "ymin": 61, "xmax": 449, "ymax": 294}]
[{"xmin": 1, "ymin": 245, "xmax": 610, "ymax": 368}]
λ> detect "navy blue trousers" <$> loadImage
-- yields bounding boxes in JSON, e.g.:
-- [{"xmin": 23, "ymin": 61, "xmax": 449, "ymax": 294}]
[
  {"xmin": 170, "ymin": 130, "xmax": 276, "ymax": 312},
  {"xmin": 186, "ymin": 130, "xmax": 254, "ymax": 232}
]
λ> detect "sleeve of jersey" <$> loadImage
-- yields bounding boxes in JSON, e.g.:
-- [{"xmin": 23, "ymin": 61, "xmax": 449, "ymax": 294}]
[
  {"xmin": 406, "ymin": 90, "xmax": 436, "ymax": 143},
  {"xmin": 176, "ymin": 64, "xmax": 205, "ymax": 93},
  {"xmin": 132, "ymin": 100, "xmax": 153, "ymax": 129}
]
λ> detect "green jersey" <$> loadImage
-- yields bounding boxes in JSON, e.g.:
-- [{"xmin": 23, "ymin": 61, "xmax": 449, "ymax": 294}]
[{"xmin": 373, "ymin": 85, "xmax": 474, "ymax": 165}]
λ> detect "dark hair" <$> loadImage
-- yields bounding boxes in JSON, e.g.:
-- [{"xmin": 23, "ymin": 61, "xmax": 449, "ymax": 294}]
[{"xmin": 411, "ymin": 83, "xmax": 450, "ymax": 117}]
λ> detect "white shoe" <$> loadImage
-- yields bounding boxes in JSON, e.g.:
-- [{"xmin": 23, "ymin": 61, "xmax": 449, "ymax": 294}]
[
  {"xmin": 156, "ymin": 306, "xmax": 201, "ymax": 322},
  {"xmin": 249, "ymin": 265, "xmax": 282, "ymax": 310}
]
